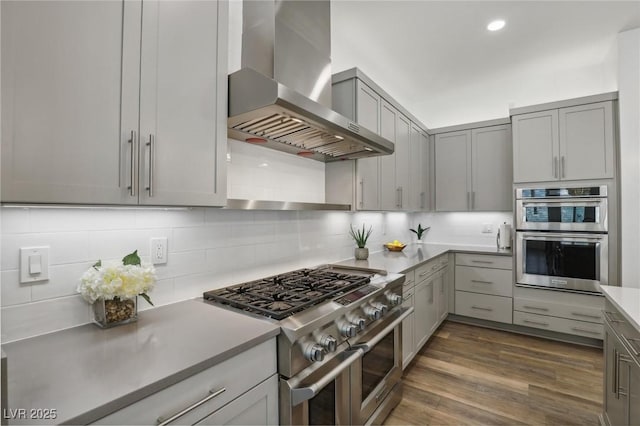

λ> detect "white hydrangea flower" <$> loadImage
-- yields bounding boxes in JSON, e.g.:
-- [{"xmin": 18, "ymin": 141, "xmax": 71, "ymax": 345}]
[{"xmin": 77, "ymin": 258, "xmax": 156, "ymax": 304}]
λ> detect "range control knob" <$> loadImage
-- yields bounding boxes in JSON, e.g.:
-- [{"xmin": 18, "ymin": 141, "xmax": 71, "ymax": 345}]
[
  {"xmin": 339, "ymin": 323, "xmax": 358, "ymax": 338},
  {"xmin": 319, "ymin": 335, "xmax": 338, "ymax": 353},
  {"xmin": 353, "ymin": 317, "xmax": 367, "ymax": 332},
  {"xmin": 386, "ymin": 292, "xmax": 402, "ymax": 306},
  {"xmin": 363, "ymin": 305, "xmax": 382, "ymax": 321},
  {"xmin": 373, "ymin": 302, "xmax": 388, "ymax": 316},
  {"xmin": 304, "ymin": 343, "xmax": 325, "ymax": 362}
]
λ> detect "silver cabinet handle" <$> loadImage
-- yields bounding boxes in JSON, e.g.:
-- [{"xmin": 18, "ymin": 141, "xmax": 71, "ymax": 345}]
[
  {"xmin": 471, "ymin": 260, "xmax": 493, "ymax": 264},
  {"xmin": 553, "ymin": 156, "xmax": 558, "ymax": 178},
  {"xmin": 471, "ymin": 305, "xmax": 493, "ymax": 312},
  {"xmin": 467, "ymin": 192, "xmax": 471, "ymax": 210},
  {"xmin": 359, "ymin": 180, "xmax": 364, "ymax": 208},
  {"xmin": 523, "ymin": 319, "xmax": 549, "ymax": 327},
  {"xmin": 523, "ymin": 305, "xmax": 549, "ymax": 312},
  {"xmin": 570, "ymin": 312, "xmax": 600, "ymax": 320},
  {"xmin": 400, "ymin": 187, "xmax": 403, "ymax": 209},
  {"xmin": 561, "ymin": 156, "xmax": 565, "ymax": 178},
  {"xmin": 157, "ymin": 387, "xmax": 226, "ymax": 426},
  {"xmin": 128, "ymin": 130, "xmax": 137, "ymax": 196},
  {"xmin": 613, "ymin": 347, "xmax": 620, "ymax": 398},
  {"xmin": 289, "ymin": 349, "xmax": 363, "ymax": 406},
  {"xmin": 621, "ymin": 334, "xmax": 640, "ymax": 357},
  {"xmin": 471, "ymin": 191, "xmax": 475, "ymax": 210},
  {"xmin": 396, "ymin": 187, "xmax": 402, "ymax": 208},
  {"xmin": 146, "ymin": 134, "xmax": 155, "ymax": 197},
  {"xmin": 570, "ymin": 327, "xmax": 600, "ymax": 336},
  {"xmin": 420, "ymin": 192, "xmax": 425, "ymax": 210},
  {"xmin": 604, "ymin": 311, "xmax": 624, "ymax": 323},
  {"xmin": 471, "ymin": 280, "xmax": 493, "ymax": 285}
]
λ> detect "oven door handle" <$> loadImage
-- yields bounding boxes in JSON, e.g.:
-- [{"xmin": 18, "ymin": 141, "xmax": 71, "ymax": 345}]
[
  {"xmin": 289, "ymin": 349, "xmax": 364, "ymax": 406},
  {"xmin": 351, "ymin": 307, "xmax": 414, "ymax": 354}
]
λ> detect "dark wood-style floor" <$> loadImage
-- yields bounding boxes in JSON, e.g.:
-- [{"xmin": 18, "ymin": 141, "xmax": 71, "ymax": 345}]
[{"xmin": 385, "ymin": 321, "xmax": 603, "ymax": 425}]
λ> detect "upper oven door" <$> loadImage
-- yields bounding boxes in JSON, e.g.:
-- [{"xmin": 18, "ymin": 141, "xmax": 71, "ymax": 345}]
[
  {"xmin": 516, "ymin": 232, "xmax": 608, "ymax": 294},
  {"xmin": 516, "ymin": 198, "xmax": 607, "ymax": 232}
]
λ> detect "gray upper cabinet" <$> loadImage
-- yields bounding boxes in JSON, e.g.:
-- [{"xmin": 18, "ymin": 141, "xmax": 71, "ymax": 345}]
[
  {"xmin": 409, "ymin": 125, "xmax": 430, "ymax": 211},
  {"xmin": 435, "ymin": 131, "xmax": 471, "ymax": 211},
  {"xmin": 330, "ymin": 68, "xmax": 429, "ymax": 211},
  {"xmin": 1, "ymin": 0, "xmax": 227, "ymax": 206},
  {"xmin": 512, "ymin": 99, "xmax": 615, "ymax": 183},
  {"xmin": 435, "ymin": 123, "xmax": 512, "ymax": 212},
  {"xmin": 472, "ymin": 125, "xmax": 513, "ymax": 211}
]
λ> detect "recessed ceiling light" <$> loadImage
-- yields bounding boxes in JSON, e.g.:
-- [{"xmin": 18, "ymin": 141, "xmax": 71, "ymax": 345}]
[{"xmin": 487, "ymin": 19, "xmax": 506, "ymax": 32}]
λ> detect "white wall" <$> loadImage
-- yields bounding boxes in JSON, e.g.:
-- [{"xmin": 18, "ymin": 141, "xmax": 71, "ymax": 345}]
[
  {"xmin": 618, "ymin": 28, "xmax": 640, "ymax": 289},
  {"xmin": 412, "ymin": 212, "xmax": 513, "ymax": 246}
]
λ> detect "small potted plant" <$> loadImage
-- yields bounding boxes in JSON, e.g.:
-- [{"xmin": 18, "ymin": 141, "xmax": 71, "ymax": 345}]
[
  {"xmin": 349, "ymin": 224, "xmax": 372, "ymax": 260},
  {"xmin": 410, "ymin": 224, "xmax": 430, "ymax": 243}
]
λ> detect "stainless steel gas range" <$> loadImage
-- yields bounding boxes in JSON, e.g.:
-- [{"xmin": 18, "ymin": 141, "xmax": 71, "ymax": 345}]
[{"xmin": 203, "ymin": 265, "xmax": 410, "ymax": 425}]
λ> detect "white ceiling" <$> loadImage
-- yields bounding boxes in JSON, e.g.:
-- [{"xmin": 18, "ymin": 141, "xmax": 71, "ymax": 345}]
[{"xmin": 330, "ymin": 1, "xmax": 640, "ymax": 129}]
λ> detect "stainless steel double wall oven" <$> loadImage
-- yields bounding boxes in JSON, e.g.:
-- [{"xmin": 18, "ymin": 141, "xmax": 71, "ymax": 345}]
[{"xmin": 515, "ymin": 186, "xmax": 609, "ymax": 294}]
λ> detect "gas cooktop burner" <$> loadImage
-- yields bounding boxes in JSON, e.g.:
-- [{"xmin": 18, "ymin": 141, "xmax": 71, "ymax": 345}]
[{"xmin": 203, "ymin": 267, "xmax": 372, "ymax": 320}]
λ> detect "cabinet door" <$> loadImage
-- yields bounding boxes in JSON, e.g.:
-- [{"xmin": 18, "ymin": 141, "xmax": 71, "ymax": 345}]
[
  {"xmin": 472, "ymin": 125, "xmax": 513, "ymax": 211},
  {"xmin": 197, "ymin": 375, "xmax": 279, "ymax": 425},
  {"xmin": 138, "ymin": 0, "xmax": 227, "ymax": 206},
  {"xmin": 415, "ymin": 278, "xmax": 438, "ymax": 350},
  {"xmin": 559, "ymin": 101, "xmax": 615, "ymax": 180},
  {"xmin": 1, "ymin": 0, "xmax": 140, "ymax": 204},
  {"xmin": 409, "ymin": 125, "xmax": 430, "ymax": 211},
  {"xmin": 401, "ymin": 289, "xmax": 415, "ymax": 370},
  {"xmin": 434, "ymin": 131, "xmax": 471, "ymax": 211},
  {"xmin": 355, "ymin": 80, "xmax": 381, "ymax": 210},
  {"xmin": 379, "ymin": 101, "xmax": 398, "ymax": 210},
  {"xmin": 604, "ymin": 327, "xmax": 628, "ymax": 426},
  {"xmin": 512, "ymin": 110, "xmax": 559, "ymax": 183},
  {"xmin": 628, "ymin": 360, "xmax": 640, "ymax": 426},
  {"xmin": 355, "ymin": 80, "xmax": 380, "ymax": 134},
  {"xmin": 395, "ymin": 114, "xmax": 411, "ymax": 210}
]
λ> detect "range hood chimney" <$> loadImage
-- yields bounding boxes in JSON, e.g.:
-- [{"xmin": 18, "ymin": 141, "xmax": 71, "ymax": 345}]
[{"xmin": 228, "ymin": 0, "xmax": 394, "ymax": 162}]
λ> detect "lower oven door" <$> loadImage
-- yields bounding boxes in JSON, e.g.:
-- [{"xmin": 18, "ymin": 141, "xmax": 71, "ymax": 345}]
[
  {"xmin": 516, "ymin": 231, "xmax": 608, "ymax": 293},
  {"xmin": 350, "ymin": 307, "xmax": 413, "ymax": 425},
  {"xmin": 280, "ymin": 348, "xmax": 363, "ymax": 425}
]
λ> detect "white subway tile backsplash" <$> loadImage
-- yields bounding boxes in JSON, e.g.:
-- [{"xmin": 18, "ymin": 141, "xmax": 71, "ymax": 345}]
[
  {"xmin": 134, "ymin": 208, "xmax": 205, "ymax": 229},
  {"xmin": 154, "ymin": 250, "xmax": 208, "ymax": 280},
  {"xmin": 88, "ymin": 228, "xmax": 171, "ymax": 260},
  {"xmin": 173, "ymin": 224, "xmax": 233, "ymax": 252},
  {"xmin": 1, "ymin": 208, "xmax": 31, "ymax": 234},
  {"xmin": 1, "ymin": 295, "xmax": 90, "ymax": 343},
  {"xmin": 31, "ymin": 262, "xmax": 93, "ymax": 302},
  {"xmin": 1, "ymin": 232, "xmax": 90, "ymax": 270},
  {"xmin": 1, "ymin": 270, "xmax": 31, "ymax": 306},
  {"xmin": 29, "ymin": 208, "xmax": 137, "ymax": 233}
]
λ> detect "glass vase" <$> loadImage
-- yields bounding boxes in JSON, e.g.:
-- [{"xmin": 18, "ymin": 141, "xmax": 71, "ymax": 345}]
[{"xmin": 92, "ymin": 296, "xmax": 137, "ymax": 328}]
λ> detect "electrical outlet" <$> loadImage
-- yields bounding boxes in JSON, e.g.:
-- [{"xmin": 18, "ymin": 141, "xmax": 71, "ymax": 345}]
[
  {"xmin": 482, "ymin": 223, "xmax": 493, "ymax": 234},
  {"xmin": 150, "ymin": 238, "xmax": 168, "ymax": 265}
]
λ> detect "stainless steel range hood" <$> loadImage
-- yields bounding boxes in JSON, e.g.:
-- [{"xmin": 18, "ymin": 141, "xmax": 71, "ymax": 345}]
[{"xmin": 228, "ymin": 0, "xmax": 394, "ymax": 162}]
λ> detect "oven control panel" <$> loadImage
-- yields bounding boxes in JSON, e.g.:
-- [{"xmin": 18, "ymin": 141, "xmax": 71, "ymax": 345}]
[{"xmin": 334, "ymin": 284, "xmax": 378, "ymax": 306}]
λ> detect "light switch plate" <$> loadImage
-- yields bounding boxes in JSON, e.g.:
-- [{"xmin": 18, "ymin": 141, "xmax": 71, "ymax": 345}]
[
  {"xmin": 482, "ymin": 223, "xmax": 494, "ymax": 234},
  {"xmin": 20, "ymin": 246, "xmax": 50, "ymax": 283}
]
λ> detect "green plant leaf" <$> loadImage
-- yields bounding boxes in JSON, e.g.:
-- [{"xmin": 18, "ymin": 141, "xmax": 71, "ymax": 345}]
[
  {"xmin": 140, "ymin": 292, "xmax": 154, "ymax": 306},
  {"xmin": 122, "ymin": 250, "xmax": 141, "ymax": 266},
  {"xmin": 92, "ymin": 260, "xmax": 102, "ymax": 270}
]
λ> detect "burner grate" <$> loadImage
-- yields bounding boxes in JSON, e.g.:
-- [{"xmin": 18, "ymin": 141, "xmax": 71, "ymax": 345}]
[{"xmin": 203, "ymin": 267, "xmax": 371, "ymax": 320}]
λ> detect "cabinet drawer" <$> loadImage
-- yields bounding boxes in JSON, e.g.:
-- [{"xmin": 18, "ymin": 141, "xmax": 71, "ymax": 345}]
[
  {"xmin": 403, "ymin": 269, "xmax": 416, "ymax": 289},
  {"xmin": 455, "ymin": 266, "xmax": 512, "ymax": 297},
  {"xmin": 514, "ymin": 297, "xmax": 602, "ymax": 323},
  {"xmin": 455, "ymin": 291, "xmax": 512, "ymax": 324},
  {"xmin": 456, "ymin": 253, "xmax": 512, "ymax": 270},
  {"xmin": 403, "ymin": 284, "xmax": 415, "ymax": 299},
  {"xmin": 94, "ymin": 339, "xmax": 277, "ymax": 425},
  {"xmin": 415, "ymin": 255, "xmax": 449, "ymax": 281},
  {"xmin": 514, "ymin": 311, "xmax": 603, "ymax": 339}
]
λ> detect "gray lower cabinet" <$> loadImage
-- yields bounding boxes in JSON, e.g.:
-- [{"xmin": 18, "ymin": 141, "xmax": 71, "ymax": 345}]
[
  {"xmin": 602, "ymin": 301, "xmax": 640, "ymax": 426},
  {"xmin": 1, "ymin": 0, "xmax": 227, "ymax": 206},
  {"xmin": 434, "ymin": 124, "xmax": 512, "ymax": 212},
  {"xmin": 512, "ymin": 100, "xmax": 615, "ymax": 183},
  {"xmin": 402, "ymin": 255, "xmax": 449, "ymax": 369},
  {"xmin": 92, "ymin": 339, "xmax": 278, "ymax": 425}
]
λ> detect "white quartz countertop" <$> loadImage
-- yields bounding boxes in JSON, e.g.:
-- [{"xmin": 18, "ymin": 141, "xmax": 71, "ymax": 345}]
[
  {"xmin": 1, "ymin": 299, "xmax": 279, "ymax": 425},
  {"xmin": 335, "ymin": 243, "xmax": 512, "ymax": 273},
  {"xmin": 599, "ymin": 285, "xmax": 640, "ymax": 332}
]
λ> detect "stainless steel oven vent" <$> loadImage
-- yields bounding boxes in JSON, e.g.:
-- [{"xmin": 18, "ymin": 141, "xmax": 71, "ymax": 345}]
[{"xmin": 227, "ymin": 0, "xmax": 394, "ymax": 162}]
